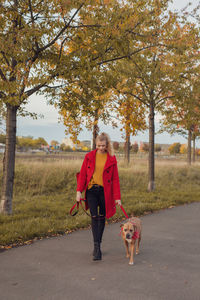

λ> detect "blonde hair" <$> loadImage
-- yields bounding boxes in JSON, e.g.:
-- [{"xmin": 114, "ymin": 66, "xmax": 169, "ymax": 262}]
[{"xmin": 96, "ymin": 132, "xmax": 113, "ymax": 156}]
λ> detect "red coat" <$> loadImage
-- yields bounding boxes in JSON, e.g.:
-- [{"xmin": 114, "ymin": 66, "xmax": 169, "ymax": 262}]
[{"xmin": 77, "ymin": 149, "xmax": 121, "ymax": 219}]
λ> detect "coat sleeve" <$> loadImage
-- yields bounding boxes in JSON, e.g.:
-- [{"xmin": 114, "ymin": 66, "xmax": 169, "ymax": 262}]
[
  {"xmin": 77, "ymin": 154, "xmax": 88, "ymax": 192},
  {"xmin": 112, "ymin": 157, "xmax": 121, "ymax": 200}
]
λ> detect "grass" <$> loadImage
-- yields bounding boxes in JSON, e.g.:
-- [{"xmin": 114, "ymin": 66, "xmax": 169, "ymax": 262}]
[{"xmin": 0, "ymin": 156, "xmax": 200, "ymax": 249}]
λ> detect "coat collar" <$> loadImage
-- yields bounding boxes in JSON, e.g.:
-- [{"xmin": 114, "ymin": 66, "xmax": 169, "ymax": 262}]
[{"xmin": 88, "ymin": 149, "xmax": 116, "ymax": 169}]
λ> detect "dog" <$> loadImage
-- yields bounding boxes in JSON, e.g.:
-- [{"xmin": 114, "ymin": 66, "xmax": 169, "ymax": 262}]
[{"xmin": 120, "ymin": 217, "xmax": 142, "ymax": 265}]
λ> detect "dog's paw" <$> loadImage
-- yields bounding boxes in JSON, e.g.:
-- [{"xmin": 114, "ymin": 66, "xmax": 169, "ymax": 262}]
[
  {"xmin": 126, "ymin": 254, "xmax": 130, "ymax": 258},
  {"xmin": 136, "ymin": 250, "xmax": 140, "ymax": 255},
  {"xmin": 129, "ymin": 261, "xmax": 134, "ymax": 265}
]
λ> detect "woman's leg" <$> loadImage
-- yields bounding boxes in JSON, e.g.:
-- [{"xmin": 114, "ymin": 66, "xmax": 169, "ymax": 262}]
[
  {"xmin": 98, "ymin": 189, "xmax": 106, "ymax": 244},
  {"xmin": 86, "ymin": 187, "xmax": 104, "ymax": 260},
  {"xmin": 86, "ymin": 188, "xmax": 99, "ymax": 243}
]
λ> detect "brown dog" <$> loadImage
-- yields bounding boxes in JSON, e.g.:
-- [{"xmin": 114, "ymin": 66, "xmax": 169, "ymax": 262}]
[{"xmin": 120, "ymin": 217, "xmax": 142, "ymax": 265}]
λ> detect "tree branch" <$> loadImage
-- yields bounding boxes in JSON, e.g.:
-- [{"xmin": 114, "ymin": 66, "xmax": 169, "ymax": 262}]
[
  {"xmin": 1, "ymin": 51, "xmax": 10, "ymax": 66},
  {"xmin": 138, "ymin": 82, "xmax": 149, "ymax": 100},
  {"xmin": 97, "ymin": 45, "xmax": 157, "ymax": 65},
  {"xmin": 43, "ymin": 84, "xmax": 66, "ymax": 89},
  {"xmin": 154, "ymin": 88, "xmax": 164, "ymax": 101},
  {"xmin": 0, "ymin": 91, "xmax": 6, "ymax": 99},
  {"xmin": 156, "ymin": 95, "xmax": 175, "ymax": 105},
  {"xmin": 68, "ymin": 24, "xmax": 101, "ymax": 29},
  {"xmin": 25, "ymin": 81, "xmax": 48, "ymax": 97},
  {"xmin": 28, "ymin": 0, "xmax": 40, "ymax": 52},
  {"xmin": 0, "ymin": 68, "xmax": 7, "ymax": 81},
  {"xmin": 38, "ymin": 4, "xmax": 84, "ymax": 53},
  {"xmin": 128, "ymin": 92, "xmax": 149, "ymax": 107}
]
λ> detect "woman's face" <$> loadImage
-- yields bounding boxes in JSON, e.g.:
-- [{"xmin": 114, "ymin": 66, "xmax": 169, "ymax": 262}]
[{"xmin": 96, "ymin": 140, "xmax": 107, "ymax": 154}]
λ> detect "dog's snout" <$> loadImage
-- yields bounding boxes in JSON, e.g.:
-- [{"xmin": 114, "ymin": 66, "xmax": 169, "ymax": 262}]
[{"xmin": 126, "ymin": 233, "xmax": 131, "ymax": 239}]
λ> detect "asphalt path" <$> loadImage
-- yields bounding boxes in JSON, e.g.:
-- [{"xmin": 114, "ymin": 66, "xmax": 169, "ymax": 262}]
[{"xmin": 0, "ymin": 202, "xmax": 200, "ymax": 300}]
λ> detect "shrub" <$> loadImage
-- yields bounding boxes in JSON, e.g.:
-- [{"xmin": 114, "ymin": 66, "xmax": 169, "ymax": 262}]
[
  {"xmin": 180, "ymin": 144, "xmax": 187, "ymax": 154},
  {"xmin": 155, "ymin": 144, "xmax": 162, "ymax": 152},
  {"xmin": 140, "ymin": 142, "xmax": 149, "ymax": 152},
  {"xmin": 168, "ymin": 143, "xmax": 181, "ymax": 155},
  {"xmin": 113, "ymin": 141, "xmax": 119, "ymax": 151},
  {"xmin": 132, "ymin": 142, "xmax": 139, "ymax": 153}
]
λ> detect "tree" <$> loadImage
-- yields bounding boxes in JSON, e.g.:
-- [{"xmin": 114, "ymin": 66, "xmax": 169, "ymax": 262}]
[
  {"xmin": 132, "ymin": 142, "xmax": 139, "ymax": 153},
  {"xmin": 57, "ymin": 67, "xmax": 113, "ymax": 149},
  {"xmin": 60, "ymin": 143, "xmax": 72, "ymax": 152},
  {"xmin": 16, "ymin": 136, "xmax": 48, "ymax": 150},
  {"xmin": 1, "ymin": 1, "xmax": 132, "ymax": 214},
  {"xmin": 168, "ymin": 143, "xmax": 181, "ymax": 155},
  {"xmin": 17, "ymin": 136, "xmax": 34, "ymax": 150},
  {"xmin": 51, "ymin": 140, "xmax": 59, "ymax": 146},
  {"xmin": 56, "ymin": 0, "xmax": 180, "ymax": 158},
  {"xmin": 111, "ymin": 9, "xmax": 198, "ymax": 190},
  {"xmin": 160, "ymin": 75, "xmax": 200, "ymax": 165},
  {"xmin": 159, "ymin": 13, "xmax": 200, "ymax": 165},
  {"xmin": 113, "ymin": 141, "xmax": 119, "ymax": 151},
  {"xmin": 180, "ymin": 144, "xmax": 187, "ymax": 154},
  {"xmin": 140, "ymin": 142, "xmax": 149, "ymax": 153},
  {"xmin": 155, "ymin": 144, "xmax": 161, "ymax": 152},
  {"xmin": 0, "ymin": 1, "xmax": 108, "ymax": 214},
  {"xmin": 111, "ymin": 93, "xmax": 147, "ymax": 164},
  {"xmin": 36, "ymin": 137, "xmax": 48, "ymax": 147}
]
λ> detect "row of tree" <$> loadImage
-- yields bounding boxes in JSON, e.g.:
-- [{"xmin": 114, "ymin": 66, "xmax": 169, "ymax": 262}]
[
  {"xmin": 0, "ymin": 134, "xmax": 59, "ymax": 150},
  {"xmin": 168, "ymin": 142, "xmax": 200, "ymax": 159},
  {"xmin": 57, "ymin": 2, "xmax": 200, "ymax": 190},
  {"xmin": 0, "ymin": 1, "xmax": 200, "ymax": 214}
]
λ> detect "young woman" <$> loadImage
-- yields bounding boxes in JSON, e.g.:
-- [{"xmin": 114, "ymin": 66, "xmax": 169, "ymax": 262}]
[{"xmin": 76, "ymin": 132, "xmax": 121, "ymax": 261}]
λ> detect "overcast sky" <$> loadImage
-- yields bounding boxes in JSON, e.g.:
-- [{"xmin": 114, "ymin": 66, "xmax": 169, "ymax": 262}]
[{"xmin": 16, "ymin": 0, "xmax": 200, "ymax": 146}]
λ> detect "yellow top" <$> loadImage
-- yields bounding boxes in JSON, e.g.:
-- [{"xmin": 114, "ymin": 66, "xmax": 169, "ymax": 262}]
[{"xmin": 88, "ymin": 152, "xmax": 107, "ymax": 189}]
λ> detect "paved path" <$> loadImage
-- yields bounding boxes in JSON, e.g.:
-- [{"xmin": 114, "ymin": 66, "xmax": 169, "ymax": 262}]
[{"xmin": 0, "ymin": 202, "xmax": 200, "ymax": 300}]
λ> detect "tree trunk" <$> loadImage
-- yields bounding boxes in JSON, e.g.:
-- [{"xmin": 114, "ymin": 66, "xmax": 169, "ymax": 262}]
[
  {"xmin": 192, "ymin": 136, "xmax": 196, "ymax": 163},
  {"xmin": 0, "ymin": 104, "xmax": 17, "ymax": 215},
  {"xmin": 148, "ymin": 102, "xmax": 155, "ymax": 191},
  {"xmin": 124, "ymin": 132, "xmax": 130, "ymax": 164},
  {"xmin": 92, "ymin": 111, "xmax": 99, "ymax": 150},
  {"xmin": 187, "ymin": 128, "xmax": 192, "ymax": 166}
]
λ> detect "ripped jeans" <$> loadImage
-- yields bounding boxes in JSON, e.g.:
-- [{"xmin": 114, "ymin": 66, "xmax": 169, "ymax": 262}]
[{"xmin": 86, "ymin": 185, "xmax": 106, "ymax": 243}]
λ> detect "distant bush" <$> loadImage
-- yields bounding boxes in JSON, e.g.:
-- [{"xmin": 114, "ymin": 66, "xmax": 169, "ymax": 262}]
[
  {"xmin": 113, "ymin": 141, "xmax": 119, "ymax": 151},
  {"xmin": 155, "ymin": 144, "xmax": 162, "ymax": 152},
  {"xmin": 180, "ymin": 144, "xmax": 187, "ymax": 154},
  {"xmin": 140, "ymin": 142, "xmax": 149, "ymax": 152},
  {"xmin": 195, "ymin": 148, "xmax": 200, "ymax": 156},
  {"xmin": 168, "ymin": 143, "xmax": 181, "ymax": 155},
  {"xmin": 132, "ymin": 142, "xmax": 139, "ymax": 153},
  {"xmin": 60, "ymin": 144, "xmax": 73, "ymax": 152},
  {"xmin": 16, "ymin": 136, "xmax": 48, "ymax": 150}
]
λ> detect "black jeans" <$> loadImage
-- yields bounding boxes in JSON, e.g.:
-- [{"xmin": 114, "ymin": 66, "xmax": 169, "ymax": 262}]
[{"xmin": 86, "ymin": 185, "xmax": 106, "ymax": 243}]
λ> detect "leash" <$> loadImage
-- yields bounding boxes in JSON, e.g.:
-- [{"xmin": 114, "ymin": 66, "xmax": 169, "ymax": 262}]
[
  {"xmin": 70, "ymin": 201, "xmax": 129, "ymax": 219},
  {"xmin": 118, "ymin": 204, "xmax": 129, "ymax": 219},
  {"xmin": 69, "ymin": 199, "xmax": 91, "ymax": 217}
]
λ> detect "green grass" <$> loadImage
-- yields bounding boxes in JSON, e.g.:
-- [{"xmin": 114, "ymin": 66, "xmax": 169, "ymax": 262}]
[{"xmin": 0, "ymin": 157, "xmax": 200, "ymax": 248}]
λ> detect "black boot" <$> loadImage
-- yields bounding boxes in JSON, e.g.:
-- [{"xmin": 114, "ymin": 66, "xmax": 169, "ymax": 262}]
[
  {"xmin": 93, "ymin": 242, "xmax": 102, "ymax": 261},
  {"xmin": 93, "ymin": 241, "xmax": 102, "ymax": 256}
]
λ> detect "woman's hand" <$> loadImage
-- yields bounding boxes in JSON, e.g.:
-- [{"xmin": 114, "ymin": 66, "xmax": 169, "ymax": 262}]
[
  {"xmin": 76, "ymin": 191, "xmax": 81, "ymax": 202},
  {"xmin": 115, "ymin": 199, "xmax": 121, "ymax": 206}
]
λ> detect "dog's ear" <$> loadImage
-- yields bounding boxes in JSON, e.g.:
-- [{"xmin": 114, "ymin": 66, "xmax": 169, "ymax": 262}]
[{"xmin": 120, "ymin": 223, "xmax": 124, "ymax": 228}]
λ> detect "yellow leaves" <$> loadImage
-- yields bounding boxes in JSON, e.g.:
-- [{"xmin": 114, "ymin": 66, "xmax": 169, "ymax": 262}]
[{"xmin": 180, "ymin": 144, "xmax": 187, "ymax": 154}]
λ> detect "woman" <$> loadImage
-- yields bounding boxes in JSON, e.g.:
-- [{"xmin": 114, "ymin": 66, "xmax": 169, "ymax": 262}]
[{"xmin": 76, "ymin": 132, "xmax": 121, "ymax": 261}]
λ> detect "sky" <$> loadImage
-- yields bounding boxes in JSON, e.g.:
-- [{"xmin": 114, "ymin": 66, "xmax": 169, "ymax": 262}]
[{"xmin": 15, "ymin": 0, "xmax": 200, "ymax": 147}]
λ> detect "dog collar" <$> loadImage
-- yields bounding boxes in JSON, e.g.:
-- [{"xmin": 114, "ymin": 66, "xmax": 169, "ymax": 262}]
[
  {"xmin": 119, "ymin": 228, "xmax": 140, "ymax": 240},
  {"xmin": 132, "ymin": 231, "xmax": 140, "ymax": 240}
]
